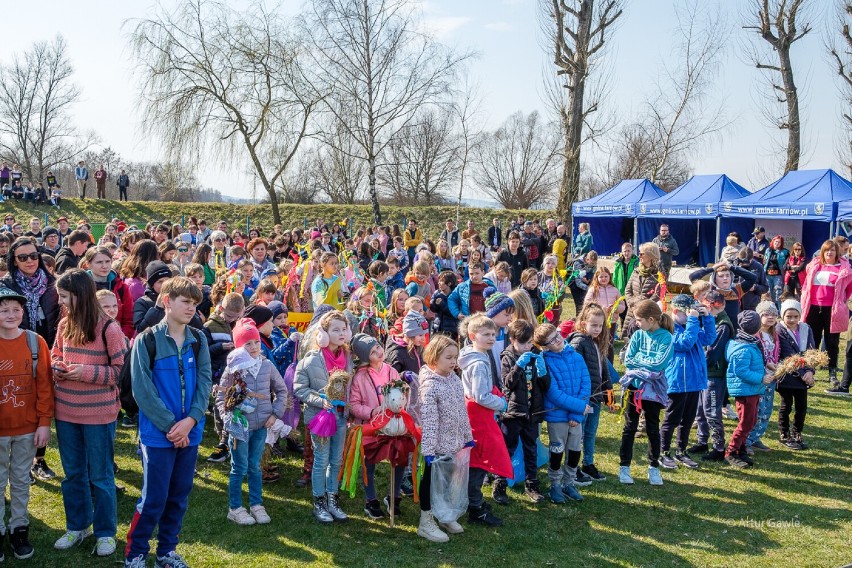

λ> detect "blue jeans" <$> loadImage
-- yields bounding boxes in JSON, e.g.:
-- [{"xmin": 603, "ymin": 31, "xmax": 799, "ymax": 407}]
[
  {"xmin": 748, "ymin": 382, "xmax": 776, "ymax": 447},
  {"xmin": 767, "ymin": 275, "xmax": 783, "ymax": 305},
  {"xmin": 581, "ymin": 402, "xmax": 601, "ymax": 467},
  {"xmin": 229, "ymin": 428, "xmax": 267, "ymax": 509},
  {"xmin": 310, "ymin": 414, "xmax": 347, "ymax": 497},
  {"xmin": 55, "ymin": 420, "xmax": 117, "ymax": 538}
]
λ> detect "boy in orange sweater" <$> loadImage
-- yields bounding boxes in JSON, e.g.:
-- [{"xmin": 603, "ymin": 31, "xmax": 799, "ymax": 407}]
[{"xmin": 0, "ymin": 286, "xmax": 54, "ymax": 561}]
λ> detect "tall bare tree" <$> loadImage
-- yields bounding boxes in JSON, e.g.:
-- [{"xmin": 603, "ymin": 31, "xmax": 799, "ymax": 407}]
[
  {"xmin": 129, "ymin": 0, "xmax": 319, "ymax": 224},
  {"xmin": 304, "ymin": 0, "xmax": 468, "ymax": 224},
  {"xmin": 541, "ymin": 0, "xmax": 623, "ymax": 223},
  {"xmin": 0, "ymin": 36, "xmax": 94, "ymax": 183},
  {"xmin": 452, "ymin": 79, "xmax": 483, "ymax": 224},
  {"xmin": 378, "ymin": 107, "xmax": 457, "ymax": 206},
  {"xmin": 473, "ymin": 111, "xmax": 561, "ymax": 210},
  {"xmin": 830, "ymin": 1, "xmax": 852, "ymax": 177},
  {"xmin": 745, "ymin": 0, "xmax": 813, "ymax": 173},
  {"xmin": 309, "ymin": 117, "xmax": 368, "ymax": 204}
]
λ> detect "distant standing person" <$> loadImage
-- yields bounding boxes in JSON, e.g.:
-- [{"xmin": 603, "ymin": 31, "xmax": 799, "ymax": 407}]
[
  {"xmin": 74, "ymin": 161, "xmax": 88, "ymax": 199},
  {"xmin": 652, "ymin": 224, "xmax": 679, "ymax": 278},
  {"xmin": 117, "ymin": 170, "xmax": 130, "ymax": 201},
  {"xmin": 747, "ymin": 227, "xmax": 769, "ymax": 263},
  {"xmin": 94, "ymin": 164, "xmax": 107, "ymax": 199},
  {"xmin": 572, "ymin": 223, "xmax": 593, "ymax": 258}
]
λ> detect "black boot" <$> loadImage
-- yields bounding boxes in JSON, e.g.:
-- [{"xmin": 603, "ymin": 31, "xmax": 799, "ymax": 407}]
[
  {"xmin": 792, "ymin": 430, "xmax": 808, "ymax": 450},
  {"xmin": 467, "ymin": 502, "xmax": 503, "ymax": 527},
  {"xmin": 285, "ymin": 437, "xmax": 305, "ymax": 454},
  {"xmin": 10, "ymin": 525, "xmax": 34, "ymax": 560},
  {"xmin": 491, "ymin": 478, "xmax": 509, "ymax": 505},
  {"xmin": 828, "ymin": 367, "xmax": 838, "ymax": 386},
  {"xmin": 524, "ymin": 479, "xmax": 545, "ymax": 503}
]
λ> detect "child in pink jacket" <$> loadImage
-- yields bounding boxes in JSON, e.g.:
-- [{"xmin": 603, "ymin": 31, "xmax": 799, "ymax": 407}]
[{"xmin": 349, "ymin": 333, "xmax": 403, "ymax": 520}]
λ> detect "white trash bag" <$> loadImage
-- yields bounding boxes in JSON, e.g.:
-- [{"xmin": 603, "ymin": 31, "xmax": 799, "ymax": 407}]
[{"xmin": 430, "ymin": 446, "xmax": 471, "ymax": 524}]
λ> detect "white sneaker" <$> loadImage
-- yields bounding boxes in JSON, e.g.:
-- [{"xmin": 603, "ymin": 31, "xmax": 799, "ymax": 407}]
[
  {"xmin": 417, "ymin": 510, "xmax": 449, "ymax": 543},
  {"xmin": 95, "ymin": 536, "xmax": 116, "ymax": 556},
  {"xmin": 619, "ymin": 466, "xmax": 634, "ymax": 485},
  {"xmin": 54, "ymin": 528, "xmax": 93, "ymax": 550},
  {"xmin": 648, "ymin": 466, "xmax": 664, "ymax": 486},
  {"xmin": 227, "ymin": 507, "xmax": 257, "ymax": 525},
  {"xmin": 250, "ymin": 504, "xmax": 271, "ymax": 524},
  {"xmin": 439, "ymin": 520, "xmax": 464, "ymax": 534}
]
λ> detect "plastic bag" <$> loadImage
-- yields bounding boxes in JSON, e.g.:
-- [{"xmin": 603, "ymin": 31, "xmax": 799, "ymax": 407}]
[{"xmin": 430, "ymin": 447, "xmax": 471, "ymax": 524}]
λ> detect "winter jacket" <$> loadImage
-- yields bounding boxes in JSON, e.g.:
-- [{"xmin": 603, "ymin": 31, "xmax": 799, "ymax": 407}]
[
  {"xmin": 500, "ymin": 346, "xmax": 550, "ymax": 422},
  {"xmin": 418, "ymin": 366, "xmax": 473, "ymax": 457},
  {"xmin": 293, "ymin": 349, "xmax": 354, "ymax": 425},
  {"xmin": 385, "ymin": 338, "xmax": 424, "ymax": 422},
  {"xmin": 623, "ymin": 268, "xmax": 662, "ymax": 331},
  {"xmin": 706, "ymin": 310, "xmax": 734, "ymax": 379},
  {"xmin": 131, "ymin": 322, "xmax": 212, "ymax": 448},
  {"xmin": 584, "ymin": 284, "xmax": 624, "ymax": 314},
  {"xmin": 496, "ymin": 248, "xmax": 528, "ymax": 288},
  {"xmin": 349, "ymin": 363, "xmax": 400, "ymax": 424},
  {"xmin": 216, "ymin": 358, "xmax": 287, "ymax": 431},
  {"xmin": 764, "ymin": 247, "xmax": 789, "ymax": 275},
  {"xmin": 93, "ymin": 270, "xmax": 134, "ymax": 337},
  {"xmin": 801, "ymin": 257, "xmax": 852, "ymax": 334},
  {"xmin": 725, "ymin": 339, "xmax": 765, "ymax": 397},
  {"xmin": 447, "ymin": 277, "xmax": 495, "ymax": 318},
  {"xmin": 613, "ymin": 255, "xmax": 638, "ymax": 295},
  {"xmin": 741, "ymin": 260, "xmax": 769, "ymax": 312},
  {"xmin": 430, "ymin": 290, "xmax": 458, "ymax": 336},
  {"xmin": 403, "ymin": 228, "xmax": 423, "ymax": 255},
  {"xmin": 783, "ymin": 254, "xmax": 807, "ymax": 287},
  {"xmin": 385, "ymin": 272, "xmax": 405, "ymax": 295},
  {"xmin": 458, "ymin": 346, "xmax": 505, "ymax": 412},
  {"xmin": 203, "ymin": 311, "xmax": 233, "ymax": 383},
  {"xmin": 525, "ymin": 286, "xmax": 545, "ymax": 317},
  {"xmin": 652, "ymin": 234, "xmax": 679, "ymax": 271},
  {"xmin": 567, "ymin": 332, "xmax": 611, "ymax": 404},
  {"xmin": 0, "ymin": 270, "xmax": 60, "ymax": 348},
  {"xmin": 665, "ymin": 315, "xmax": 716, "ymax": 393},
  {"xmin": 54, "ymin": 247, "xmax": 82, "ymax": 275},
  {"xmin": 572, "ymin": 232, "xmax": 594, "ymax": 257},
  {"xmin": 776, "ymin": 323, "xmax": 816, "ymax": 390},
  {"xmin": 542, "ymin": 343, "xmax": 591, "ymax": 424},
  {"xmin": 440, "ymin": 228, "xmax": 460, "ymax": 248},
  {"xmin": 134, "ymin": 287, "xmax": 203, "ymax": 333}
]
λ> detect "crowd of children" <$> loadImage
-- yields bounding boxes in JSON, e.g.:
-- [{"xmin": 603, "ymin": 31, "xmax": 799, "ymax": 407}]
[{"xmin": 0, "ymin": 213, "xmax": 836, "ymax": 567}]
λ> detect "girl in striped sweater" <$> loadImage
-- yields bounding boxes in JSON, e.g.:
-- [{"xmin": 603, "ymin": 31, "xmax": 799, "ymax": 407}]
[{"xmin": 51, "ymin": 269, "xmax": 127, "ymax": 557}]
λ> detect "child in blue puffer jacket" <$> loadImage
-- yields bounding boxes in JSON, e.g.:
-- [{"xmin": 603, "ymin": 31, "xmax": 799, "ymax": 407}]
[
  {"xmin": 535, "ymin": 323, "xmax": 591, "ymax": 504},
  {"xmin": 659, "ymin": 295, "xmax": 716, "ymax": 470}
]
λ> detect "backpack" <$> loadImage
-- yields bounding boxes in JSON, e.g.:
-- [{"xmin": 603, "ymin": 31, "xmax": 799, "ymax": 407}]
[
  {"xmin": 24, "ymin": 330, "xmax": 39, "ymax": 379},
  {"xmin": 117, "ymin": 326, "xmax": 202, "ymax": 415}
]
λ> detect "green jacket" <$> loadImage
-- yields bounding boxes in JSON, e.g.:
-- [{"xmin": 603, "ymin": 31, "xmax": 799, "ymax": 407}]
[{"xmin": 613, "ymin": 255, "xmax": 638, "ymax": 295}]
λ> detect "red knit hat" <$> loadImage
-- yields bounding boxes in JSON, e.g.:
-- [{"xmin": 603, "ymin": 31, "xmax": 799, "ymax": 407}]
[
  {"xmin": 559, "ymin": 319, "xmax": 575, "ymax": 338},
  {"xmin": 233, "ymin": 318, "xmax": 261, "ymax": 348}
]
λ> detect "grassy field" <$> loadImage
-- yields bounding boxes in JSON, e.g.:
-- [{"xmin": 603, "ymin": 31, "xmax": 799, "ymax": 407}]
[
  {"xmin": 19, "ymin": 338, "xmax": 852, "ymax": 568},
  {"xmin": 0, "ymin": 198, "xmax": 541, "ymax": 240}
]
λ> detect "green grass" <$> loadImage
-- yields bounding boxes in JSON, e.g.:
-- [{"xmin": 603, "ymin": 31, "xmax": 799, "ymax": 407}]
[{"xmin": 0, "ymin": 198, "xmax": 541, "ymax": 239}]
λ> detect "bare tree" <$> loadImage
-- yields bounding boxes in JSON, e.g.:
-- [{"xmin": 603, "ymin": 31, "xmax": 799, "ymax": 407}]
[
  {"xmin": 473, "ymin": 111, "xmax": 561, "ymax": 210},
  {"xmin": 304, "ymin": 0, "xmax": 469, "ymax": 224},
  {"xmin": 745, "ymin": 0, "xmax": 813, "ymax": 173},
  {"xmin": 0, "ymin": 36, "xmax": 95, "ymax": 183},
  {"xmin": 604, "ymin": 123, "xmax": 692, "ymax": 190},
  {"xmin": 452, "ymin": 78, "xmax": 483, "ymax": 223},
  {"xmin": 309, "ymin": 115, "xmax": 368, "ymax": 204},
  {"xmin": 830, "ymin": 1, "xmax": 852, "ymax": 177},
  {"xmin": 378, "ymin": 107, "xmax": 458, "ymax": 206},
  {"xmin": 540, "ymin": 0, "xmax": 624, "ymax": 223},
  {"xmin": 129, "ymin": 0, "xmax": 319, "ymax": 224}
]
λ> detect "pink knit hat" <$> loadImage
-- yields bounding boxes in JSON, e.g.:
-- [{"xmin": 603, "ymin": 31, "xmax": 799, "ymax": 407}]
[{"xmin": 233, "ymin": 318, "xmax": 261, "ymax": 348}]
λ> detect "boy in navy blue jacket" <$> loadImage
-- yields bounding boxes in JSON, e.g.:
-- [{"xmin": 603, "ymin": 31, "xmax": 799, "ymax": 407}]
[
  {"xmin": 535, "ymin": 323, "xmax": 590, "ymax": 504},
  {"xmin": 125, "ymin": 277, "xmax": 212, "ymax": 568}
]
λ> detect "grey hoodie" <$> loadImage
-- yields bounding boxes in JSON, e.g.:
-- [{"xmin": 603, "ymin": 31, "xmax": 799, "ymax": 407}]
[{"xmin": 458, "ymin": 345, "xmax": 505, "ymax": 411}]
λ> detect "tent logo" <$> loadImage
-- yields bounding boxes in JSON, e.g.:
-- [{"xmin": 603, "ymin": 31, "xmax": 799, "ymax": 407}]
[
  {"xmin": 639, "ymin": 203, "xmax": 647, "ymax": 214},
  {"xmin": 722, "ymin": 201, "xmax": 732, "ymax": 212},
  {"xmin": 625, "ymin": 204, "xmax": 633, "ymax": 214},
  {"xmin": 814, "ymin": 202, "xmax": 825, "ymax": 215},
  {"xmin": 705, "ymin": 203, "xmax": 713, "ymax": 214}
]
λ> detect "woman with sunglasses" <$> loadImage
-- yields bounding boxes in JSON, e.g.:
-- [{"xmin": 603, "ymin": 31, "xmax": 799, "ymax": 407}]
[
  {"xmin": 623, "ymin": 242, "xmax": 664, "ymax": 340},
  {"xmin": 208, "ymin": 230, "xmax": 232, "ymax": 273}
]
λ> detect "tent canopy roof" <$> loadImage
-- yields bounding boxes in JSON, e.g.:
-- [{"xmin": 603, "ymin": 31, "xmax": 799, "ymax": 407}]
[
  {"xmin": 636, "ymin": 174, "xmax": 751, "ymax": 218},
  {"xmin": 572, "ymin": 179, "xmax": 664, "ymax": 218}
]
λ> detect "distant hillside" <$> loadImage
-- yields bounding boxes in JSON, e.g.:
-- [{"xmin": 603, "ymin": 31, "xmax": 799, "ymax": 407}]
[{"xmin": 1, "ymin": 199, "xmax": 549, "ymax": 238}]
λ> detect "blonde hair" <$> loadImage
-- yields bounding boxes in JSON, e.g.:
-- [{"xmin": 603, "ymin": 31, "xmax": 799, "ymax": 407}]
[
  {"xmin": 346, "ymin": 285, "xmax": 373, "ymax": 314},
  {"xmin": 689, "ymin": 280, "xmax": 710, "ymax": 296},
  {"xmin": 222, "ymin": 292, "xmax": 245, "ymax": 313},
  {"xmin": 509, "ymin": 288, "xmax": 537, "ymax": 325},
  {"xmin": 317, "ymin": 311, "xmax": 351, "ymax": 352},
  {"xmin": 183, "ymin": 262, "xmax": 204, "ymax": 277},
  {"xmin": 639, "ymin": 242, "xmax": 661, "ymax": 267},
  {"xmin": 423, "ymin": 334, "xmax": 458, "ymax": 367},
  {"xmin": 576, "ymin": 303, "xmax": 610, "ymax": 355},
  {"xmin": 161, "ymin": 276, "xmax": 202, "ymax": 304},
  {"xmin": 388, "ymin": 288, "xmax": 409, "ymax": 321},
  {"xmin": 404, "ymin": 296, "xmax": 423, "ymax": 311},
  {"xmin": 95, "ymin": 289, "xmax": 117, "ymax": 302},
  {"xmin": 413, "ymin": 259, "xmax": 430, "ymax": 277},
  {"xmin": 459, "ymin": 312, "xmax": 498, "ymax": 339}
]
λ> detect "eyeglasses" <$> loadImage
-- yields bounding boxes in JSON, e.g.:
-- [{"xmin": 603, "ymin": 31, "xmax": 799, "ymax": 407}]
[
  {"xmin": 15, "ymin": 252, "xmax": 40, "ymax": 262},
  {"xmin": 546, "ymin": 335, "xmax": 561, "ymax": 345},
  {"xmin": 213, "ymin": 238, "xmax": 224, "ymax": 243}
]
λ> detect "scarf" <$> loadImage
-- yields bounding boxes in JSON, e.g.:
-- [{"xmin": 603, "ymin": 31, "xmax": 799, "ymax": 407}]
[
  {"xmin": 322, "ymin": 346, "xmax": 348, "ymax": 372},
  {"xmin": 637, "ymin": 263, "xmax": 657, "ymax": 278},
  {"xmin": 735, "ymin": 329, "xmax": 760, "ymax": 344},
  {"xmin": 15, "ymin": 268, "xmax": 48, "ymax": 330}
]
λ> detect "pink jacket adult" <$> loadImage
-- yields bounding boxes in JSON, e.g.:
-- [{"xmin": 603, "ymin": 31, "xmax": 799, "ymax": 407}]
[
  {"xmin": 801, "ymin": 257, "xmax": 852, "ymax": 334},
  {"xmin": 349, "ymin": 363, "xmax": 400, "ymax": 425}
]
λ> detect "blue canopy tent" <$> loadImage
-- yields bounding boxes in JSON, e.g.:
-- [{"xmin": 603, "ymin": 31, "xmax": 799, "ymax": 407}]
[
  {"xmin": 572, "ymin": 179, "xmax": 665, "ymax": 256},
  {"xmin": 722, "ymin": 169, "xmax": 852, "ymax": 256},
  {"xmin": 636, "ymin": 174, "xmax": 753, "ymax": 266}
]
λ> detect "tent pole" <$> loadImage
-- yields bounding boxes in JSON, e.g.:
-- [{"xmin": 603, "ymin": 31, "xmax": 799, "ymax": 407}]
[
  {"xmin": 715, "ymin": 216, "xmax": 721, "ymax": 263},
  {"xmin": 696, "ymin": 218, "xmax": 700, "ymax": 265},
  {"xmin": 633, "ymin": 219, "xmax": 638, "ymax": 247}
]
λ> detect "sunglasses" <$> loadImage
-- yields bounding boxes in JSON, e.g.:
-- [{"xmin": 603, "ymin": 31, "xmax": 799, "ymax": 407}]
[
  {"xmin": 213, "ymin": 238, "xmax": 225, "ymax": 243},
  {"xmin": 178, "ymin": 247, "xmax": 188, "ymax": 253},
  {"xmin": 15, "ymin": 252, "xmax": 40, "ymax": 262}
]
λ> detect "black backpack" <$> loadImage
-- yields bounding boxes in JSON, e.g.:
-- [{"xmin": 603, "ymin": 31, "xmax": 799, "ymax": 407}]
[{"xmin": 116, "ymin": 326, "xmax": 201, "ymax": 415}]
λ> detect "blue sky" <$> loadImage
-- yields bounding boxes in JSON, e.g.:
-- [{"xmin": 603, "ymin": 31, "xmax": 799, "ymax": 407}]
[{"xmin": 1, "ymin": 0, "xmax": 846, "ymax": 198}]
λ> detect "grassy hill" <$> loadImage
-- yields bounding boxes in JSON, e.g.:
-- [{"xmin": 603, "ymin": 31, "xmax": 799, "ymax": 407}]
[{"xmin": 1, "ymin": 199, "xmax": 546, "ymax": 237}]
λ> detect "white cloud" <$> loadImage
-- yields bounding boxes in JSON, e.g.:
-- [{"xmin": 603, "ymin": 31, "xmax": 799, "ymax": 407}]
[{"xmin": 484, "ymin": 21, "xmax": 513, "ymax": 32}]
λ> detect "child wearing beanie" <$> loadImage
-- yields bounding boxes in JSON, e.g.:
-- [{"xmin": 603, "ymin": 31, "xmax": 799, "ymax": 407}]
[
  {"xmin": 775, "ymin": 299, "xmax": 815, "ymax": 449},
  {"xmin": 244, "ymin": 305, "xmax": 275, "ymax": 359},
  {"xmin": 216, "ymin": 319, "xmax": 288, "ymax": 525},
  {"xmin": 484, "ymin": 288, "xmax": 515, "ymax": 367},
  {"xmin": 349, "ymin": 333, "xmax": 404, "ymax": 519},
  {"xmin": 724, "ymin": 310, "xmax": 769, "ymax": 468}
]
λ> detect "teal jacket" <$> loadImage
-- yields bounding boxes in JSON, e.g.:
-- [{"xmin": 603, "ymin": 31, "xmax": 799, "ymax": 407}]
[{"xmin": 725, "ymin": 339, "xmax": 765, "ymax": 397}]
